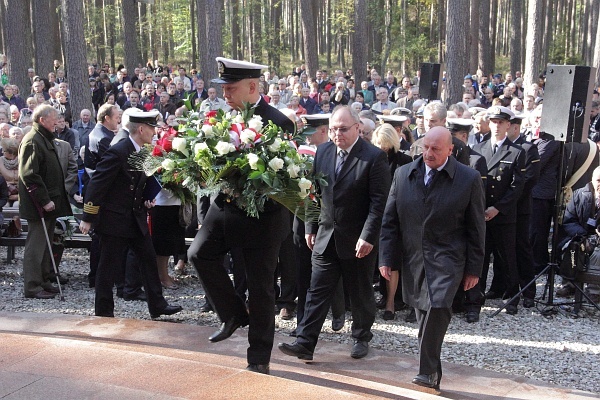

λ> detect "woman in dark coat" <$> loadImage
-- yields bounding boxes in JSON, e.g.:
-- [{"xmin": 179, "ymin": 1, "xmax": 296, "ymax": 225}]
[{"xmin": 371, "ymin": 123, "xmax": 412, "ymax": 320}]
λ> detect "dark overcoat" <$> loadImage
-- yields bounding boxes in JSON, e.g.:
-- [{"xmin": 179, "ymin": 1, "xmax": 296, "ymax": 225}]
[{"xmin": 379, "ymin": 156, "xmax": 486, "ymax": 309}]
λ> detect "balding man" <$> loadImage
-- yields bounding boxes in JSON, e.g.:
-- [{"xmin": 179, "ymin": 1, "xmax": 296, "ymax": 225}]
[{"xmin": 379, "ymin": 126, "xmax": 485, "ymax": 392}]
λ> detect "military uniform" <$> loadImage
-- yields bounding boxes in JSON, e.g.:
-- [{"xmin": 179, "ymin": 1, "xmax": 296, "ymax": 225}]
[{"xmin": 473, "ymin": 107, "xmax": 526, "ymax": 312}]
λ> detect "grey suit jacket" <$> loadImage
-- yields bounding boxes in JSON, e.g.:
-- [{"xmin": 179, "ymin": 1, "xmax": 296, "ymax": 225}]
[{"xmin": 54, "ymin": 138, "xmax": 78, "ymax": 195}]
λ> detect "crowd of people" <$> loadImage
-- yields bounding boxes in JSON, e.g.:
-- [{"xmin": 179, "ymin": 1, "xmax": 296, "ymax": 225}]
[{"xmin": 2, "ymin": 56, "xmax": 600, "ymax": 391}]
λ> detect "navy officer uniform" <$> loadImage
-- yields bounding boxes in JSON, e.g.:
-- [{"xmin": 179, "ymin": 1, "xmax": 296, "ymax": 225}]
[
  {"xmin": 187, "ymin": 58, "xmax": 295, "ymax": 375},
  {"xmin": 79, "ymin": 110, "xmax": 182, "ymax": 319},
  {"xmin": 473, "ymin": 106, "xmax": 526, "ymax": 316}
]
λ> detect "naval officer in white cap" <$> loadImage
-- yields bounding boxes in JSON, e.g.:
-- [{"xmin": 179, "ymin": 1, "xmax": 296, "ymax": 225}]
[
  {"xmin": 188, "ymin": 57, "xmax": 295, "ymax": 375},
  {"xmin": 79, "ymin": 109, "xmax": 183, "ymax": 319}
]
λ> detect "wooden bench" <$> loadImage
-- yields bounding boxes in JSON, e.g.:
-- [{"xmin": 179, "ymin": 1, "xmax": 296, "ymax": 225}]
[{"xmin": 0, "ymin": 232, "xmax": 92, "ymax": 262}]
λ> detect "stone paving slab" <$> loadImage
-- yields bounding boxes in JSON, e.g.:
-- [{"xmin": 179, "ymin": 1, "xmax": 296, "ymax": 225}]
[{"xmin": 0, "ymin": 311, "xmax": 593, "ymax": 399}]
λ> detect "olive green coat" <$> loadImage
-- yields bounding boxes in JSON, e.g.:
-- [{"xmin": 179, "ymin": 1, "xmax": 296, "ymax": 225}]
[{"xmin": 18, "ymin": 123, "xmax": 72, "ymax": 220}]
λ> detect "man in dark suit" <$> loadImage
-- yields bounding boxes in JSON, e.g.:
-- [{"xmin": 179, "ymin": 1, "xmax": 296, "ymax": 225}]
[
  {"xmin": 473, "ymin": 106, "xmax": 526, "ymax": 316},
  {"xmin": 79, "ymin": 110, "xmax": 182, "ymax": 319},
  {"xmin": 278, "ymin": 105, "xmax": 391, "ymax": 361},
  {"xmin": 379, "ymin": 127, "xmax": 485, "ymax": 392},
  {"xmin": 187, "ymin": 57, "xmax": 295, "ymax": 375}
]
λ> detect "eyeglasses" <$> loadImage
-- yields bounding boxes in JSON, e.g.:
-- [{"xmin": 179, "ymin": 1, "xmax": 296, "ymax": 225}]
[{"xmin": 329, "ymin": 123, "xmax": 358, "ymax": 134}]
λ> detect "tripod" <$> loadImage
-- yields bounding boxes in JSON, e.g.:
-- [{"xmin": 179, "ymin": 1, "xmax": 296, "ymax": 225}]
[{"xmin": 490, "ymin": 140, "xmax": 600, "ymax": 317}]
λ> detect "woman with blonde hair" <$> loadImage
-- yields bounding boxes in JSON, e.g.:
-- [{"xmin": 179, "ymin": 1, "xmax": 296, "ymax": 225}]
[{"xmin": 371, "ymin": 123, "xmax": 412, "ymax": 320}]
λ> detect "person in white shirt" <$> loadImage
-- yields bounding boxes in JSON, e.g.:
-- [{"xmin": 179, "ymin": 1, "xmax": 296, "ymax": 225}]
[{"xmin": 199, "ymin": 88, "xmax": 231, "ymax": 113}]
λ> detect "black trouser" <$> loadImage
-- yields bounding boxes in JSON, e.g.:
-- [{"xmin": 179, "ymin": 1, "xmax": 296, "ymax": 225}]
[
  {"xmin": 516, "ymin": 214, "xmax": 536, "ymax": 300},
  {"xmin": 296, "ymin": 238, "xmax": 376, "ymax": 352},
  {"xmin": 416, "ymin": 307, "xmax": 452, "ymax": 383},
  {"xmin": 188, "ymin": 226, "xmax": 280, "ymax": 365},
  {"xmin": 95, "ymin": 233, "xmax": 167, "ymax": 317},
  {"xmin": 530, "ymin": 198, "xmax": 555, "ymax": 273},
  {"xmin": 276, "ymin": 228, "xmax": 297, "ymax": 311},
  {"xmin": 479, "ymin": 222, "xmax": 520, "ymax": 307}
]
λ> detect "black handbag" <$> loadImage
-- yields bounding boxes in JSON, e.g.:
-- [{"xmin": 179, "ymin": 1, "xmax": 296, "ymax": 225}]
[{"xmin": 559, "ymin": 235, "xmax": 591, "ymax": 279}]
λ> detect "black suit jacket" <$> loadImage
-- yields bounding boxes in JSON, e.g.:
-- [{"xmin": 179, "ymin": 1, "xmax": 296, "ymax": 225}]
[
  {"xmin": 473, "ymin": 138, "xmax": 526, "ymax": 224},
  {"xmin": 513, "ymin": 135, "xmax": 541, "ymax": 215},
  {"xmin": 307, "ymin": 138, "xmax": 391, "ymax": 259},
  {"xmin": 82, "ymin": 138, "xmax": 149, "ymax": 238}
]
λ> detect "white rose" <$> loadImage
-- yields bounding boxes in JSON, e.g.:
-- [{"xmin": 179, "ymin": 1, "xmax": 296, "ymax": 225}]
[
  {"xmin": 287, "ymin": 164, "xmax": 300, "ymax": 178},
  {"xmin": 268, "ymin": 157, "xmax": 284, "ymax": 171},
  {"xmin": 268, "ymin": 138, "xmax": 282, "ymax": 152},
  {"xmin": 247, "ymin": 153, "xmax": 259, "ymax": 170},
  {"xmin": 247, "ymin": 116, "xmax": 263, "ymax": 131},
  {"xmin": 215, "ymin": 141, "xmax": 234, "ymax": 155},
  {"xmin": 233, "ymin": 114, "xmax": 244, "ymax": 124},
  {"xmin": 298, "ymin": 177, "xmax": 312, "ymax": 198},
  {"xmin": 171, "ymin": 137, "xmax": 189, "ymax": 156},
  {"xmin": 201, "ymin": 124, "xmax": 214, "ymax": 138},
  {"xmin": 194, "ymin": 142, "xmax": 209, "ymax": 156},
  {"xmin": 161, "ymin": 158, "xmax": 176, "ymax": 171},
  {"xmin": 240, "ymin": 129, "xmax": 256, "ymax": 144}
]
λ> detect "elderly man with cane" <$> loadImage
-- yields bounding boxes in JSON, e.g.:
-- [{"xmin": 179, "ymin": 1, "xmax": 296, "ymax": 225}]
[{"xmin": 19, "ymin": 105, "xmax": 72, "ymax": 299}]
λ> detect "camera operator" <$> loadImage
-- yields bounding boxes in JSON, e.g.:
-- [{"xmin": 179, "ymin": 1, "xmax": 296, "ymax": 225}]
[{"xmin": 561, "ymin": 166, "xmax": 600, "ymax": 303}]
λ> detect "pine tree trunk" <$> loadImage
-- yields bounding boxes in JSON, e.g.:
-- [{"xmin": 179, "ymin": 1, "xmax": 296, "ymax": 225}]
[
  {"xmin": 299, "ymin": 0, "xmax": 317, "ymax": 78},
  {"xmin": 469, "ymin": 0, "xmax": 480, "ymax": 72},
  {"xmin": 524, "ymin": 0, "xmax": 543, "ymax": 86},
  {"xmin": 272, "ymin": 0, "xmax": 281, "ymax": 73},
  {"xmin": 353, "ymin": 0, "xmax": 368, "ymax": 87},
  {"xmin": 49, "ymin": 0, "xmax": 62, "ymax": 64},
  {"xmin": 510, "ymin": 0, "xmax": 522, "ymax": 76},
  {"xmin": 197, "ymin": 0, "xmax": 208, "ymax": 77},
  {"xmin": 205, "ymin": 0, "xmax": 223, "ymax": 92},
  {"xmin": 3, "ymin": 0, "xmax": 30, "ymax": 92},
  {"xmin": 122, "ymin": 0, "xmax": 141, "ymax": 75},
  {"xmin": 230, "ymin": 0, "xmax": 240, "ymax": 59},
  {"xmin": 489, "ymin": 0, "xmax": 498, "ymax": 72},
  {"xmin": 61, "ymin": 0, "xmax": 94, "ymax": 120},
  {"xmin": 478, "ymin": 0, "xmax": 491, "ymax": 75},
  {"xmin": 594, "ymin": 6, "xmax": 600, "ymax": 85},
  {"xmin": 32, "ymin": 0, "xmax": 54, "ymax": 76},
  {"xmin": 445, "ymin": 0, "xmax": 469, "ymax": 106}
]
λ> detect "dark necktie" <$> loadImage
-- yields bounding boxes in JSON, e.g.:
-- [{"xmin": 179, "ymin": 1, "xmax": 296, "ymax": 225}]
[
  {"xmin": 335, "ymin": 149, "xmax": 348, "ymax": 178},
  {"xmin": 493, "ymin": 143, "xmax": 498, "ymax": 154},
  {"xmin": 426, "ymin": 168, "xmax": 437, "ymax": 187}
]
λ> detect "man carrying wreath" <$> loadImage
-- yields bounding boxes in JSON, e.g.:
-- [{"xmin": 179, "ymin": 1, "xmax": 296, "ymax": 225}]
[{"xmin": 188, "ymin": 57, "xmax": 295, "ymax": 374}]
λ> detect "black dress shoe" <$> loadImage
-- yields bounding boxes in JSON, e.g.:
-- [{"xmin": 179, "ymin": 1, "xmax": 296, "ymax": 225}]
[
  {"xmin": 351, "ymin": 340, "xmax": 369, "ymax": 359},
  {"xmin": 123, "ymin": 292, "xmax": 147, "ymax": 301},
  {"xmin": 505, "ymin": 304, "xmax": 518, "ymax": 315},
  {"xmin": 523, "ymin": 298, "xmax": 535, "ymax": 308},
  {"xmin": 405, "ymin": 309, "xmax": 417, "ymax": 323},
  {"xmin": 466, "ymin": 311, "xmax": 479, "ymax": 323},
  {"xmin": 43, "ymin": 285, "xmax": 60, "ymax": 294},
  {"xmin": 25, "ymin": 290, "xmax": 56, "ymax": 299},
  {"xmin": 278, "ymin": 341, "xmax": 314, "ymax": 360},
  {"xmin": 412, "ymin": 373, "xmax": 440, "ymax": 390},
  {"xmin": 199, "ymin": 301, "xmax": 213, "ymax": 313},
  {"xmin": 246, "ymin": 363, "xmax": 270, "ymax": 374},
  {"xmin": 209, "ymin": 315, "xmax": 249, "ymax": 342},
  {"xmin": 485, "ymin": 290, "xmax": 502, "ymax": 299},
  {"xmin": 382, "ymin": 310, "xmax": 395, "ymax": 321},
  {"xmin": 331, "ymin": 316, "xmax": 345, "ymax": 331},
  {"xmin": 150, "ymin": 304, "xmax": 183, "ymax": 319}
]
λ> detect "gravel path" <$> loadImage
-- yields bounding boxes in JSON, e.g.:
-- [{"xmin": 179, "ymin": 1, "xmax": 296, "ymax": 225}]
[{"xmin": 1, "ymin": 248, "xmax": 599, "ymax": 394}]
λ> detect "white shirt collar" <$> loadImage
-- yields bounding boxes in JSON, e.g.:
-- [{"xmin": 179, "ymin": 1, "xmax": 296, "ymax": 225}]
[
  {"xmin": 337, "ymin": 136, "xmax": 359, "ymax": 155},
  {"xmin": 129, "ymin": 135, "xmax": 141, "ymax": 152},
  {"xmin": 424, "ymin": 157, "xmax": 449, "ymax": 176}
]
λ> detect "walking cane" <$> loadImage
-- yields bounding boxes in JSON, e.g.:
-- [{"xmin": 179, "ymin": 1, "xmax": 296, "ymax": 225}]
[{"xmin": 27, "ymin": 185, "xmax": 65, "ymax": 301}]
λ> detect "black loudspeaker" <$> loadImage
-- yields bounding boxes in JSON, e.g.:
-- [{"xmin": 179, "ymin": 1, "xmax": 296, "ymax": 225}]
[
  {"xmin": 540, "ymin": 65, "xmax": 596, "ymax": 142},
  {"xmin": 419, "ymin": 63, "xmax": 443, "ymax": 101}
]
